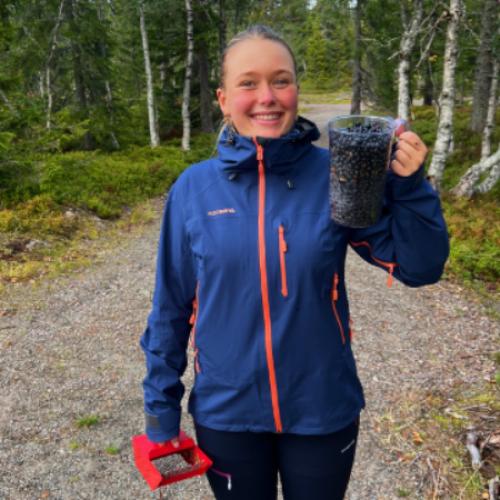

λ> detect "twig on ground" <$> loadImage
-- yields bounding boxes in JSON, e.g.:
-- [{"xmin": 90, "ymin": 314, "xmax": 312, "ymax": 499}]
[{"xmin": 466, "ymin": 430, "xmax": 482, "ymax": 470}]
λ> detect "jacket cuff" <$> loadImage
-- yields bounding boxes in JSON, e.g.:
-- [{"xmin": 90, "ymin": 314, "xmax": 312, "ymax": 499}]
[
  {"xmin": 386, "ymin": 163, "xmax": 426, "ymax": 199},
  {"xmin": 144, "ymin": 411, "xmax": 181, "ymax": 443}
]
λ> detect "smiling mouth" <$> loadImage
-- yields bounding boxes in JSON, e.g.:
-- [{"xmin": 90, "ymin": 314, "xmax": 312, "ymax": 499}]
[{"xmin": 251, "ymin": 113, "xmax": 283, "ymax": 121}]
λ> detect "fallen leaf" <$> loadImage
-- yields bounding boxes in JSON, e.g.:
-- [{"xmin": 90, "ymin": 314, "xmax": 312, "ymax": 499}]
[{"xmin": 412, "ymin": 431, "xmax": 424, "ymax": 445}]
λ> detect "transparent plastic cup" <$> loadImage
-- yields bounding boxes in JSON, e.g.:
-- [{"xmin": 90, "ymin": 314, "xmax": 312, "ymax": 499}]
[{"xmin": 328, "ymin": 115, "xmax": 403, "ymax": 228}]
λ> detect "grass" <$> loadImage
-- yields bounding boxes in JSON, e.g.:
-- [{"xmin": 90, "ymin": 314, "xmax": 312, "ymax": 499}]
[
  {"xmin": 0, "ymin": 135, "xmax": 213, "ymax": 286},
  {"xmin": 374, "ymin": 351, "xmax": 500, "ymax": 498},
  {"xmin": 75, "ymin": 415, "xmax": 101, "ymax": 428},
  {"xmin": 104, "ymin": 444, "xmax": 120, "ymax": 455}
]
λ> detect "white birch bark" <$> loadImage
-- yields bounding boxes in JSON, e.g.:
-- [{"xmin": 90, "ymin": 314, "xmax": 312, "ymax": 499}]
[
  {"xmin": 476, "ymin": 160, "xmax": 500, "ymax": 194},
  {"xmin": 427, "ymin": 0, "xmax": 463, "ymax": 190},
  {"xmin": 0, "ymin": 90, "xmax": 16, "ymax": 114},
  {"xmin": 451, "ymin": 146, "xmax": 500, "ymax": 197},
  {"xmin": 397, "ymin": 0, "xmax": 423, "ymax": 121},
  {"xmin": 39, "ymin": 72, "xmax": 45, "ymax": 97},
  {"xmin": 182, "ymin": 0, "xmax": 194, "ymax": 151},
  {"xmin": 45, "ymin": 0, "xmax": 66, "ymax": 130},
  {"xmin": 139, "ymin": 0, "xmax": 159, "ymax": 148},
  {"xmin": 481, "ymin": 59, "xmax": 498, "ymax": 160}
]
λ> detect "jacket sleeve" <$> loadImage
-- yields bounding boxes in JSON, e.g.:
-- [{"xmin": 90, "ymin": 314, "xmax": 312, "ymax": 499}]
[
  {"xmin": 140, "ymin": 182, "xmax": 196, "ymax": 442},
  {"xmin": 348, "ymin": 165, "xmax": 450, "ymax": 287}
]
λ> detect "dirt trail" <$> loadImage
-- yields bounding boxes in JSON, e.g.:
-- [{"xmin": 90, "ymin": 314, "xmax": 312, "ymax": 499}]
[{"xmin": 1, "ymin": 104, "xmax": 498, "ymax": 500}]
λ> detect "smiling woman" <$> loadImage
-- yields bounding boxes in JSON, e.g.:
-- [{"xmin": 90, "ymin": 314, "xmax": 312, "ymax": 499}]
[
  {"xmin": 139, "ymin": 23, "xmax": 449, "ymax": 500},
  {"xmin": 216, "ymin": 29, "xmax": 299, "ymax": 138}
]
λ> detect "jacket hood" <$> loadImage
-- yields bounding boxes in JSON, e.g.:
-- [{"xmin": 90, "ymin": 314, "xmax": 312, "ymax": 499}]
[{"xmin": 216, "ymin": 116, "xmax": 320, "ymax": 176}]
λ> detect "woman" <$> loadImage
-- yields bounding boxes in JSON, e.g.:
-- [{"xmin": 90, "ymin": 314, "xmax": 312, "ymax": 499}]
[{"xmin": 140, "ymin": 25, "xmax": 449, "ymax": 499}]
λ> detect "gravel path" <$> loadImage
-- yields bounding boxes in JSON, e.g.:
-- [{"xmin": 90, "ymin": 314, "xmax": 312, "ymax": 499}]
[{"xmin": 1, "ymin": 105, "xmax": 498, "ymax": 500}]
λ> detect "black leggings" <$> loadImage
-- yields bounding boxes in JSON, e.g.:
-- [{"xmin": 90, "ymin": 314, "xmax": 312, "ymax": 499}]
[{"xmin": 195, "ymin": 418, "xmax": 359, "ymax": 500}]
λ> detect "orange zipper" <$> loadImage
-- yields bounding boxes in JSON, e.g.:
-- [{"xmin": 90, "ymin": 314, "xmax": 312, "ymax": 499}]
[
  {"xmin": 189, "ymin": 282, "xmax": 201, "ymax": 373},
  {"xmin": 331, "ymin": 273, "xmax": 346, "ymax": 345},
  {"xmin": 278, "ymin": 225, "xmax": 288, "ymax": 297},
  {"xmin": 253, "ymin": 138, "xmax": 283, "ymax": 434},
  {"xmin": 349, "ymin": 240, "xmax": 397, "ymax": 288}
]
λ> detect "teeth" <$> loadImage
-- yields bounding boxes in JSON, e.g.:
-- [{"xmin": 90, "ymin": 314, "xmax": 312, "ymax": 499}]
[{"xmin": 253, "ymin": 114, "xmax": 281, "ymax": 121}]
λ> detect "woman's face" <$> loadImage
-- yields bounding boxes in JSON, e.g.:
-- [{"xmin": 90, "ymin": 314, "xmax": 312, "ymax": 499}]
[{"xmin": 217, "ymin": 38, "xmax": 298, "ymax": 139}]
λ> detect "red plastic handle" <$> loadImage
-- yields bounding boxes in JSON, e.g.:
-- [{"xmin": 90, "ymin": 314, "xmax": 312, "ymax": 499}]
[{"xmin": 132, "ymin": 432, "xmax": 213, "ymax": 491}]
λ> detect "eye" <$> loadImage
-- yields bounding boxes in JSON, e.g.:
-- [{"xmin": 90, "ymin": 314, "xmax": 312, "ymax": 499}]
[
  {"xmin": 239, "ymin": 80, "xmax": 256, "ymax": 89},
  {"xmin": 273, "ymin": 78, "xmax": 291, "ymax": 88}
]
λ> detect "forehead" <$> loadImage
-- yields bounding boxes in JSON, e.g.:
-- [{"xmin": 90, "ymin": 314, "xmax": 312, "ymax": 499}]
[{"xmin": 224, "ymin": 38, "xmax": 295, "ymax": 79}]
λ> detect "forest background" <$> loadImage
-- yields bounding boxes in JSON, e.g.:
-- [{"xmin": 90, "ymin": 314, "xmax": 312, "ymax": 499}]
[{"xmin": 0, "ymin": 0, "xmax": 498, "ymax": 305}]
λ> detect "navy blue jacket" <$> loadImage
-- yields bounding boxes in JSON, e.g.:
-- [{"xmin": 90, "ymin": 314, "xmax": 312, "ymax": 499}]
[{"xmin": 140, "ymin": 118, "xmax": 449, "ymax": 442}]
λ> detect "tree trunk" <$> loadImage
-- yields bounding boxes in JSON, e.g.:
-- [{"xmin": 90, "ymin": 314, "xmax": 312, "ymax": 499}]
[
  {"xmin": 451, "ymin": 146, "xmax": 500, "ymax": 197},
  {"xmin": 481, "ymin": 58, "xmax": 498, "ymax": 160},
  {"xmin": 45, "ymin": 0, "xmax": 66, "ymax": 130},
  {"xmin": 422, "ymin": 61, "xmax": 434, "ymax": 106},
  {"xmin": 139, "ymin": 0, "xmax": 159, "ymax": 148},
  {"xmin": 218, "ymin": 0, "xmax": 226, "ymax": 63},
  {"xmin": 476, "ymin": 157, "xmax": 500, "ymax": 194},
  {"xmin": 46, "ymin": 68, "xmax": 53, "ymax": 130},
  {"xmin": 427, "ymin": 0, "xmax": 463, "ymax": 190},
  {"xmin": 350, "ymin": 0, "xmax": 362, "ymax": 115},
  {"xmin": 182, "ymin": 0, "xmax": 194, "ymax": 151},
  {"xmin": 67, "ymin": 0, "xmax": 93, "ymax": 149},
  {"xmin": 96, "ymin": 0, "xmax": 119, "ymax": 150},
  {"xmin": 397, "ymin": 0, "xmax": 423, "ymax": 121},
  {"xmin": 470, "ymin": 0, "xmax": 497, "ymax": 133},
  {"xmin": 199, "ymin": 47, "xmax": 214, "ymax": 133},
  {"xmin": 67, "ymin": 0, "xmax": 87, "ymax": 112}
]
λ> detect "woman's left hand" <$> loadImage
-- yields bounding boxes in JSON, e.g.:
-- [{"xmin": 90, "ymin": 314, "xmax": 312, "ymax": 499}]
[{"xmin": 391, "ymin": 131, "xmax": 428, "ymax": 177}]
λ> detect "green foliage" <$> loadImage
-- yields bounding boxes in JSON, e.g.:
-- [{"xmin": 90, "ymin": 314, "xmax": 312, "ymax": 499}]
[{"xmin": 75, "ymin": 415, "xmax": 100, "ymax": 428}]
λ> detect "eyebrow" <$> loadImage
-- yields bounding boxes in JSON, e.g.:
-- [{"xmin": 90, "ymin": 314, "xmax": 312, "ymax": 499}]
[{"xmin": 235, "ymin": 69, "xmax": 294, "ymax": 79}]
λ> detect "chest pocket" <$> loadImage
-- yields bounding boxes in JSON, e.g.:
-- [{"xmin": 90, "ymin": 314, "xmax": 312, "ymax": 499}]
[{"xmin": 271, "ymin": 212, "xmax": 346, "ymax": 300}]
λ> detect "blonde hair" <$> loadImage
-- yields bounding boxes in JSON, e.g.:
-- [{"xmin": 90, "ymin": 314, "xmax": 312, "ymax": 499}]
[{"xmin": 219, "ymin": 24, "xmax": 297, "ymax": 88}]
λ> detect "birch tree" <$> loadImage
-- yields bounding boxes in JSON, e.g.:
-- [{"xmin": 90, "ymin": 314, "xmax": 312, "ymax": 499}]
[
  {"xmin": 139, "ymin": 0, "xmax": 159, "ymax": 148},
  {"xmin": 427, "ymin": 0, "xmax": 463, "ymax": 190},
  {"xmin": 397, "ymin": 0, "xmax": 423, "ymax": 121},
  {"xmin": 182, "ymin": 0, "xmax": 194, "ymax": 151},
  {"xmin": 452, "ymin": 58, "xmax": 499, "ymax": 197},
  {"xmin": 470, "ymin": 0, "xmax": 497, "ymax": 133},
  {"xmin": 481, "ymin": 58, "xmax": 498, "ymax": 160},
  {"xmin": 350, "ymin": 0, "xmax": 362, "ymax": 115},
  {"xmin": 451, "ymin": 146, "xmax": 500, "ymax": 197},
  {"xmin": 45, "ymin": 0, "xmax": 65, "ymax": 130}
]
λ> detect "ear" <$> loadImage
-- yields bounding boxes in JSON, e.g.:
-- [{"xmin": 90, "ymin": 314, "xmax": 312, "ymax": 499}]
[{"xmin": 216, "ymin": 88, "xmax": 228, "ymax": 117}]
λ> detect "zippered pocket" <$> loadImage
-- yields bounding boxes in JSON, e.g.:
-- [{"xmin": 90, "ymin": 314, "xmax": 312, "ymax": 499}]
[
  {"xmin": 189, "ymin": 282, "xmax": 201, "ymax": 373},
  {"xmin": 278, "ymin": 224, "xmax": 288, "ymax": 297},
  {"xmin": 331, "ymin": 273, "xmax": 346, "ymax": 345}
]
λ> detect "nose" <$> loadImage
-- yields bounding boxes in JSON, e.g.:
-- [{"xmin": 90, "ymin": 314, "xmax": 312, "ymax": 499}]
[{"xmin": 257, "ymin": 82, "xmax": 276, "ymax": 105}]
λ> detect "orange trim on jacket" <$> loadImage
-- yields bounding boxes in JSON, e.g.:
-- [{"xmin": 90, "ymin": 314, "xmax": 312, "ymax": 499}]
[
  {"xmin": 331, "ymin": 273, "xmax": 346, "ymax": 345},
  {"xmin": 189, "ymin": 282, "xmax": 201, "ymax": 373},
  {"xmin": 278, "ymin": 225, "xmax": 288, "ymax": 297},
  {"xmin": 253, "ymin": 138, "xmax": 283, "ymax": 433},
  {"xmin": 349, "ymin": 240, "xmax": 397, "ymax": 288}
]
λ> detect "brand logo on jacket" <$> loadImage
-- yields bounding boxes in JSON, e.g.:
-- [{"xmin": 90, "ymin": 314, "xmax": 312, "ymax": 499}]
[{"xmin": 207, "ymin": 208, "xmax": 236, "ymax": 216}]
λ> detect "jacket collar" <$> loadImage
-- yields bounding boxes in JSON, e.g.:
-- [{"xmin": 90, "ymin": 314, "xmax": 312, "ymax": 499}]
[{"xmin": 216, "ymin": 116, "xmax": 320, "ymax": 175}]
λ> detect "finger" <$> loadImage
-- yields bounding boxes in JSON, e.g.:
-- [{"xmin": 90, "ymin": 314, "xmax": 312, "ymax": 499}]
[
  {"xmin": 398, "ymin": 131, "xmax": 426, "ymax": 151},
  {"xmin": 394, "ymin": 147, "xmax": 412, "ymax": 166},
  {"xmin": 391, "ymin": 158, "xmax": 408, "ymax": 177},
  {"xmin": 396, "ymin": 139, "xmax": 418, "ymax": 156}
]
